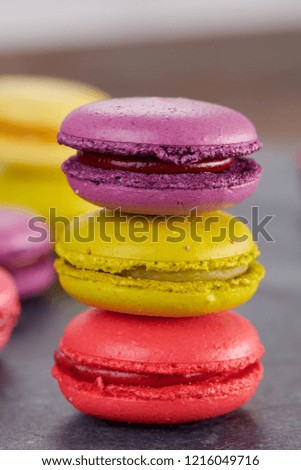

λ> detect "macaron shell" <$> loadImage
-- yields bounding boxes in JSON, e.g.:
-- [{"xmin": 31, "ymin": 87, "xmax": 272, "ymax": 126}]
[
  {"xmin": 0, "ymin": 206, "xmax": 52, "ymax": 268},
  {"xmin": 63, "ymin": 155, "xmax": 262, "ymax": 215},
  {"xmin": 0, "ymin": 268, "xmax": 20, "ymax": 350},
  {"xmin": 56, "ymin": 260, "xmax": 264, "ymax": 316},
  {"xmin": 59, "ymin": 309, "xmax": 264, "ymax": 372},
  {"xmin": 53, "ymin": 361, "xmax": 263, "ymax": 424},
  {"xmin": 56, "ymin": 209, "xmax": 255, "ymax": 265},
  {"xmin": 58, "ymin": 97, "xmax": 261, "ymax": 162},
  {"xmin": 12, "ymin": 257, "xmax": 56, "ymax": 299},
  {"xmin": 64, "ymin": 166, "xmax": 260, "ymax": 216}
]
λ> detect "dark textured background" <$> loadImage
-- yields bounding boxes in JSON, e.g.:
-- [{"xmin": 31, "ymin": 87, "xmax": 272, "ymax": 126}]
[{"xmin": 1, "ymin": 143, "xmax": 301, "ymax": 450}]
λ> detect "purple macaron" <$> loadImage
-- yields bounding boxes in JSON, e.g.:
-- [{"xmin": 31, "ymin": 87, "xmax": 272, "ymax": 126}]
[
  {"xmin": 58, "ymin": 97, "xmax": 262, "ymax": 215},
  {"xmin": 0, "ymin": 207, "xmax": 55, "ymax": 299}
]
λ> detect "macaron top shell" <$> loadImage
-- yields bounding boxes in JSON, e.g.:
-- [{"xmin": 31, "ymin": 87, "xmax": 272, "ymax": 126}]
[
  {"xmin": 58, "ymin": 97, "xmax": 261, "ymax": 163},
  {"xmin": 56, "ymin": 209, "xmax": 257, "ymax": 270},
  {"xmin": 59, "ymin": 309, "xmax": 264, "ymax": 375},
  {"xmin": 0, "ymin": 206, "xmax": 52, "ymax": 269}
]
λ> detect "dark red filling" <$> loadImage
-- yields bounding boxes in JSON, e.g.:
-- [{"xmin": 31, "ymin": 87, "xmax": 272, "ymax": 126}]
[
  {"xmin": 78, "ymin": 151, "xmax": 234, "ymax": 174},
  {"xmin": 55, "ymin": 350, "xmax": 220, "ymax": 388}
]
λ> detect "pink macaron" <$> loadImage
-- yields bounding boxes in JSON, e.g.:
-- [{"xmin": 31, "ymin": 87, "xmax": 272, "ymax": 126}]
[
  {"xmin": 52, "ymin": 309, "xmax": 264, "ymax": 424},
  {"xmin": 58, "ymin": 97, "xmax": 262, "ymax": 215},
  {"xmin": 0, "ymin": 207, "xmax": 55, "ymax": 299},
  {"xmin": 0, "ymin": 268, "xmax": 20, "ymax": 350}
]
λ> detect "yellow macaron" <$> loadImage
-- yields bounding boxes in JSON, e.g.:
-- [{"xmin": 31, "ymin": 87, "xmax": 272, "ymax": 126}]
[
  {"xmin": 0, "ymin": 164, "xmax": 93, "ymax": 227},
  {"xmin": 0, "ymin": 75, "xmax": 109, "ymax": 166},
  {"xmin": 55, "ymin": 209, "xmax": 265, "ymax": 317},
  {"xmin": 0, "ymin": 75, "xmax": 109, "ymax": 226}
]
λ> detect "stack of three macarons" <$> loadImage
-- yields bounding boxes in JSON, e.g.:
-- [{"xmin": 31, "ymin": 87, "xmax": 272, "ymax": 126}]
[{"xmin": 52, "ymin": 97, "xmax": 265, "ymax": 424}]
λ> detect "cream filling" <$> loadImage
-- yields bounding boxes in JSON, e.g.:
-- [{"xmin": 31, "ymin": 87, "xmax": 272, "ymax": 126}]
[{"xmin": 121, "ymin": 264, "xmax": 249, "ymax": 282}]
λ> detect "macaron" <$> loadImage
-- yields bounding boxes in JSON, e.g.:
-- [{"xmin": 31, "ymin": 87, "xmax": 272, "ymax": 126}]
[
  {"xmin": 58, "ymin": 97, "xmax": 262, "ymax": 215},
  {"xmin": 0, "ymin": 164, "xmax": 96, "ymax": 230},
  {"xmin": 0, "ymin": 75, "xmax": 109, "ymax": 225},
  {"xmin": 52, "ymin": 309, "xmax": 264, "ymax": 424},
  {"xmin": 0, "ymin": 75, "xmax": 109, "ymax": 166},
  {"xmin": 55, "ymin": 209, "xmax": 264, "ymax": 316},
  {"xmin": 0, "ymin": 268, "xmax": 20, "ymax": 350},
  {"xmin": 0, "ymin": 206, "xmax": 55, "ymax": 299}
]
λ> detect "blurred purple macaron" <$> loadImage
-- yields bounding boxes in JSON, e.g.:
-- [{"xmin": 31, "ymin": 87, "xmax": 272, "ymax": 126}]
[{"xmin": 0, "ymin": 207, "xmax": 55, "ymax": 299}]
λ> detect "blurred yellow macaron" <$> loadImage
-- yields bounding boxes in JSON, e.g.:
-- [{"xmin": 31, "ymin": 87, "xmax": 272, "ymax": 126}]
[
  {"xmin": 0, "ymin": 75, "xmax": 109, "ymax": 228},
  {"xmin": 0, "ymin": 75, "xmax": 109, "ymax": 166},
  {"xmin": 0, "ymin": 164, "xmax": 93, "ymax": 227}
]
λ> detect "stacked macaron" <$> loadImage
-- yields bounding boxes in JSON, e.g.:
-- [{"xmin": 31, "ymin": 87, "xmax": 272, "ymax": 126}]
[{"xmin": 52, "ymin": 97, "xmax": 265, "ymax": 424}]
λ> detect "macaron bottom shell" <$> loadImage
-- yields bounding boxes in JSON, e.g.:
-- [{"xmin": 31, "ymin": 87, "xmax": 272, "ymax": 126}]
[
  {"xmin": 65, "ymin": 173, "xmax": 260, "ymax": 215},
  {"xmin": 63, "ymin": 156, "xmax": 262, "ymax": 215},
  {"xmin": 55, "ymin": 259, "xmax": 264, "ymax": 317},
  {"xmin": 12, "ymin": 257, "xmax": 56, "ymax": 299},
  {"xmin": 52, "ymin": 360, "xmax": 263, "ymax": 424}
]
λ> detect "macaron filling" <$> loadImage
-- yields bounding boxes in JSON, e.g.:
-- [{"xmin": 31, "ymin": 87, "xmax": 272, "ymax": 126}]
[
  {"xmin": 78, "ymin": 151, "xmax": 234, "ymax": 174},
  {"xmin": 56, "ymin": 257, "xmax": 252, "ymax": 283},
  {"xmin": 62, "ymin": 155, "xmax": 262, "ymax": 191},
  {"xmin": 121, "ymin": 264, "xmax": 248, "ymax": 282},
  {"xmin": 55, "ymin": 240, "xmax": 262, "ymax": 289},
  {"xmin": 55, "ymin": 250, "xmax": 253, "ymax": 284},
  {"xmin": 54, "ymin": 349, "xmax": 262, "ymax": 390}
]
